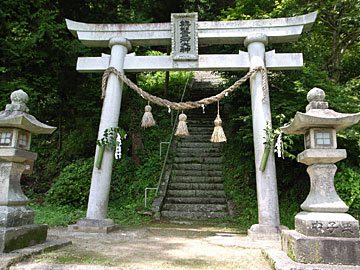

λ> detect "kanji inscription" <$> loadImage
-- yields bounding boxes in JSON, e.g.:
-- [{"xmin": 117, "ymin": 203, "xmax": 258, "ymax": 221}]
[
  {"xmin": 342, "ymin": 223, "xmax": 354, "ymax": 233},
  {"xmin": 171, "ymin": 13, "xmax": 198, "ymax": 61},
  {"xmin": 179, "ymin": 20, "xmax": 191, "ymax": 53}
]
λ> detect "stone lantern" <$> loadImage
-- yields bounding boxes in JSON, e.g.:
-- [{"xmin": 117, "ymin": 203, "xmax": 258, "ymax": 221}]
[
  {"xmin": 0, "ymin": 89, "xmax": 56, "ymax": 253},
  {"xmin": 280, "ymin": 87, "xmax": 360, "ymax": 265}
]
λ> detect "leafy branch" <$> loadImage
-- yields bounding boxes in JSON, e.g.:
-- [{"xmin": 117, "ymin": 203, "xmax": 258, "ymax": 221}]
[
  {"xmin": 96, "ymin": 127, "xmax": 127, "ymax": 169},
  {"xmin": 260, "ymin": 116, "xmax": 296, "ymax": 171},
  {"xmin": 96, "ymin": 127, "xmax": 127, "ymax": 149}
]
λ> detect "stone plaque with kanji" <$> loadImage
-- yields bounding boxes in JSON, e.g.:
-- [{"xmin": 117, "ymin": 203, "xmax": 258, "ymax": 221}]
[{"xmin": 171, "ymin": 13, "xmax": 198, "ymax": 61}]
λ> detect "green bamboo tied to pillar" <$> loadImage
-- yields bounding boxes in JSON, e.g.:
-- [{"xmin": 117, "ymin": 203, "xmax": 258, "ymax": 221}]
[
  {"xmin": 96, "ymin": 127, "xmax": 127, "ymax": 169},
  {"xmin": 259, "ymin": 145, "xmax": 271, "ymax": 171},
  {"xmin": 259, "ymin": 121, "xmax": 282, "ymax": 172}
]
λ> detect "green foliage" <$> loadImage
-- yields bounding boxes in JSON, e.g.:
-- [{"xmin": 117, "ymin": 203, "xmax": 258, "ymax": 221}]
[
  {"xmin": 137, "ymin": 52, "xmax": 192, "ymax": 100},
  {"xmin": 46, "ymin": 158, "xmax": 93, "ymax": 208},
  {"xmin": 96, "ymin": 127, "xmax": 127, "ymax": 148},
  {"xmin": 32, "ymin": 203, "xmax": 86, "ymax": 226},
  {"xmin": 223, "ymin": 133, "xmax": 257, "ymax": 228},
  {"xmin": 335, "ymin": 162, "xmax": 360, "ymax": 221}
]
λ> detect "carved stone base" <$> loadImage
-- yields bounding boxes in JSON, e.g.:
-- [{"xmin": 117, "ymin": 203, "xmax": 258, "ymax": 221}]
[
  {"xmin": 295, "ymin": 211, "xmax": 359, "ymax": 238},
  {"xmin": 0, "ymin": 224, "xmax": 48, "ymax": 253},
  {"xmin": 0, "ymin": 206, "xmax": 34, "ymax": 227},
  {"xmin": 68, "ymin": 218, "xmax": 120, "ymax": 233},
  {"xmin": 248, "ymin": 224, "xmax": 288, "ymax": 241},
  {"xmin": 282, "ymin": 230, "xmax": 360, "ymax": 265}
]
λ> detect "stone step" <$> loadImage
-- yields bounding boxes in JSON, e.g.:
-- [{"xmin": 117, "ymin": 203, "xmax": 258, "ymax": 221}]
[
  {"xmin": 187, "ymin": 120, "xmax": 214, "ymax": 125},
  {"xmin": 190, "ymin": 88, "xmax": 220, "ymax": 92},
  {"xmin": 176, "ymin": 147, "xmax": 221, "ymax": 154},
  {"xmin": 172, "ymin": 169, "xmax": 222, "ymax": 177},
  {"xmin": 177, "ymin": 142, "xmax": 221, "ymax": 149},
  {"xmin": 192, "ymin": 82, "xmax": 222, "ymax": 88},
  {"xmin": 187, "ymin": 131, "xmax": 214, "ymax": 137},
  {"xmin": 188, "ymin": 111, "xmax": 217, "ymax": 116},
  {"xmin": 175, "ymin": 151, "xmax": 221, "ymax": 157},
  {"xmin": 180, "ymin": 135, "xmax": 212, "ymax": 142},
  {"xmin": 187, "ymin": 131, "xmax": 213, "ymax": 136},
  {"xmin": 193, "ymin": 77, "xmax": 223, "ymax": 81},
  {"xmin": 188, "ymin": 124, "xmax": 214, "ymax": 129},
  {"xmin": 187, "ymin": 132, "xmax": 213, "ymax": 137},
  {"xmin": 167, "ymin": 189, "xmax": 226, "ymax": 198},
  {"xmin": 174, "ymin": 156, "xmax": 223, "ymax": 164},
  {"xmin": 187, "ymin": 116, "xmax": 216, "ymax": 121},
  {"xmin": 173, "ymin": 163, "xmax": 222, "ymax": 171},
  {"xmin": 161, "ymin": 210, "xmax": 228, "ymax": 219},
  {"xmin": 192, "ymin": 84, "xmax": 220, "ymax": 89},
  {"xmin": 187, "ymin": 128, "xmax": 214, "ymax": 134},
  {"xmin": 168, "ymin": 182, "xmax": 224, "ymax": 190},
  {"xmin": 187, "ymin": 119, "xmax": 216, "ymax": 124},
  {"xmin": 188, "ymin": 127, "xmax": 214, "ymax": 132},
  {"xmin": 162, "ymin": 203, "xmax": 227, "ymax": 212},
  {"xmin": 187, "ymin": 118, "xmax": 216, "ymax": 123},
  {"xmin": 171, "ymin": 175, "xmax": 223, "ymax": 183},
  {"xmin": 165, "ymin": 197, "xmax": 227, "ymax": 204}
]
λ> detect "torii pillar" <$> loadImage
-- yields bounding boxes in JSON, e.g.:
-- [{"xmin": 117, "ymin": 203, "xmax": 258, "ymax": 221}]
[
  {"xmin": 245, "ymin": 33, "xmax": 282, "ymax": 240},
  {"xmin": 65, "ymin": 12, "xmax": 317, "ymax": 238},
  {"xmin": 68, "ymin": 37, "xmax": 131, "ymax": 233}
]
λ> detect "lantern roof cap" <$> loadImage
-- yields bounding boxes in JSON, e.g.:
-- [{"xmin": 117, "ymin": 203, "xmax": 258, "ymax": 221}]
[
  {"xmin": 0, "ymin": 90, "xmax": 56, "ymax": 134},
  {"xmin": 281, "ymin": 87, "xmax": 360, "ymax": 134}
]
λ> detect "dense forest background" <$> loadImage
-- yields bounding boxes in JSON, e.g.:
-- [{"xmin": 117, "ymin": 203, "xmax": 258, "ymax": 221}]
[{"xmin": 1, "ymin": 0, "xmax": 359, "ymax": 227}]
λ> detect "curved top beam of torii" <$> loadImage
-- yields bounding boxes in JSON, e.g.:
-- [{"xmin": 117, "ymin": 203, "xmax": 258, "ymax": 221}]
[
  {"xmin": 66, "ymin": 12, "xmax": 317, "ymax": 73},
  {"xmin": 66, "ymin": 12, "xmax": 317, "ymax": 47}
]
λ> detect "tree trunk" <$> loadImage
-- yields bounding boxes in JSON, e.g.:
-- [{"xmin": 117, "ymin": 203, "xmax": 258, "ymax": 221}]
[
  {"xmin": 58, "ymin": 102, "xmax": 63, "ymax": 151},
  {"xmin": 128, "ymin": 73, "xmax": 145, "ymax": 166},
  {"xmin": 131, "ymin": 129, "xmax": 144, "ymax": 166},
  {"xmin": 164, "ymin": 46, "xmax": 170, "ymax": 96}
]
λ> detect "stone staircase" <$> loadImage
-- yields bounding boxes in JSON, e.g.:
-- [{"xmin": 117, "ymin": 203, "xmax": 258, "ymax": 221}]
[{"xmin": 160, "ymin": 72, "xmax": 229, "ymax": 220}]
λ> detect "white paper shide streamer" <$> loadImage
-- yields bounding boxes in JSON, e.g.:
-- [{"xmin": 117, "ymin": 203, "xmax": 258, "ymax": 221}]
[
  {"xmin": 275, "ymin": 132, "xmax": 284, "ymax": 159},
  {"xmin": 115, "ymin": 133, "xmax": 122, "ymax": 160}
]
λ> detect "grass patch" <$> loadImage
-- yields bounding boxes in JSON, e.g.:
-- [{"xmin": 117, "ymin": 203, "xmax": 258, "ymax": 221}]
[
  {"xmin": 33, "ymin": 250, "xmax": 115, "ymax": 266},
  {"xmin": 30, "ymin": 200, "xmax": 153, "ymax": 227},
  {"xmin": 30, "ymin": 203, "xmax": 86, "ymax": 226}
]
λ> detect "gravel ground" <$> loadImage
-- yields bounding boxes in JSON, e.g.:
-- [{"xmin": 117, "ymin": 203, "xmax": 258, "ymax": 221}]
[{"xmin": 9, "ymin": 223, "xmax": 280, "ymax": 270}]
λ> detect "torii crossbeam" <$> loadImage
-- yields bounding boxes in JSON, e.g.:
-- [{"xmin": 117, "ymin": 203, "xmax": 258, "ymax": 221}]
[{"xmin": 66, "ymin": 12, "xmax": 317, "ymax": 239}]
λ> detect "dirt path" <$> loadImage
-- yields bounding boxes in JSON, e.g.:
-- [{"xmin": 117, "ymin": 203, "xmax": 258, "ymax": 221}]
[{"xmin": 10, "ymin": 223, "xmax": 279, "ymax": 270}]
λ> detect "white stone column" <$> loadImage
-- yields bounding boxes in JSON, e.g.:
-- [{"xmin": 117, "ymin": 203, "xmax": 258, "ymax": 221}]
[
  {"xmin": 69, "ymin": 37, "xmax": 131, "ymax": 233},
  {"xmin": 244, "ymin": 33, "xmax": 281, "ymax": 240}
]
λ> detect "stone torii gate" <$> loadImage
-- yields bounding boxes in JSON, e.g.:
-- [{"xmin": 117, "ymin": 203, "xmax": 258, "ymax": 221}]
[{"xmin": 66, "ymin": 12, "xmax": 317, "ymax": 239}]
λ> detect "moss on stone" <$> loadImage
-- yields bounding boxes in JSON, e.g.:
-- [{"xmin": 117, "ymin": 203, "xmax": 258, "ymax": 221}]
[{"xmin": 3, "ymin": 225, "xmax": 47, "ymax": 253}]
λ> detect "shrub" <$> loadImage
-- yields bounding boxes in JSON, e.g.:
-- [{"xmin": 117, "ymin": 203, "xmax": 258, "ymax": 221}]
[
  {"xmin": 46, "ymin": 158, "xmax": 93, "ymax": 208},
  {"xmin": 335, "ymin": 162, "xmax": 360, "ymax": 221}
]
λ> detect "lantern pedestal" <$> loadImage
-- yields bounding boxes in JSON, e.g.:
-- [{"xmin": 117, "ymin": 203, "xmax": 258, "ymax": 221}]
[
  {"xmin": 0, "ymin": 161, "xmax": 47, "ymax": 253},
  {"xmin": 300, "ymin": 163, "xmax": 349, "ymax": 213},
  {"xmin": 282, "ymin": 229, "xmax": 360, "ymax": 265},
  {"xmin": 0, "ymin": 224, "xmax": 48, "ymax": 253}
]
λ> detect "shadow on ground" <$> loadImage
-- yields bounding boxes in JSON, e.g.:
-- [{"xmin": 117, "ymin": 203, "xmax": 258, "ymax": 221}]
[{"xmin": 9, "ymin": 223, "xmax": 278, "ymax": 270}]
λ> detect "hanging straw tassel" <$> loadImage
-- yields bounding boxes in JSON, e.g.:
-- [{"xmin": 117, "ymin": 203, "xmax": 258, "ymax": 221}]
[
  {"xmin": 211, "ymin": 102, "xmax": 227, "ymax": 143},
  {"xmin": 141, "ymin": 103, "xmax": 156, "ymax": 128},
  {"xmin": 175, "ymin": 112, "xmax": 189, "ymax": 136}
]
